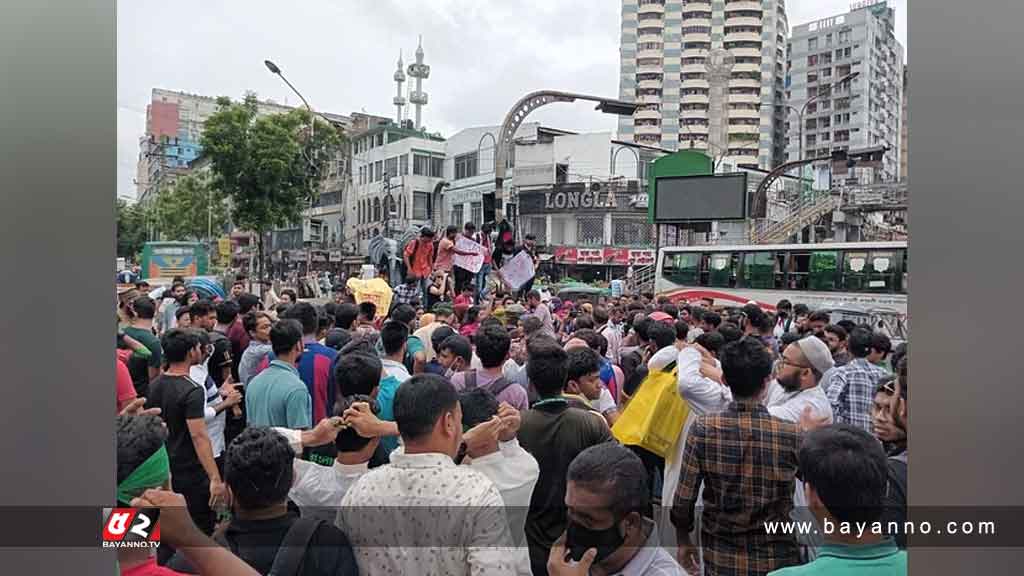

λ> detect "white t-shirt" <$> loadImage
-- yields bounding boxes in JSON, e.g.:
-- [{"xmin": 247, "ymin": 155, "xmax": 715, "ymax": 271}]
[{"xmin": 191, "ymin": 361, "xmax": 226, "ymax": 458}]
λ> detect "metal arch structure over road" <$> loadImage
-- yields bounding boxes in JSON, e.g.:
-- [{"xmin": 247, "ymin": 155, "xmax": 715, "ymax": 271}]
[{"xmin": 491, "ymin": 91, "xmax": 639, "ymax": 223}]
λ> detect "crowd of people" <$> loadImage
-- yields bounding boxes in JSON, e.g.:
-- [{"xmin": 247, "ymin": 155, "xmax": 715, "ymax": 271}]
[{"xmin": 115, "ymin": 226, "xmax": 909, "ymax": 576}]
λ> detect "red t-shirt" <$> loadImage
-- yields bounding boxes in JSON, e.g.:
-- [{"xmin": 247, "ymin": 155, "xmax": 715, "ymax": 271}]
[
  {"xmin": 404, "ymin": 239, "xmax": 434, "ymax": 279},
  {"xmin": 116, "ymin": 351, "xmax": 137, "ymax": 412},
  {"xmin": 120, "ymin": 557, "xmax": 186, "ymax": 575}
]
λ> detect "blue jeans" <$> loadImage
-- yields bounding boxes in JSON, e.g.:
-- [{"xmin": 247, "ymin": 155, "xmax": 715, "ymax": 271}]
[
  {"xmin": 419, "ymin": 276, "xmax": 431, "ymax": 308},
  {"xmin": 476, "ymin": 263, "xmax": 492, "ymax": 302}
]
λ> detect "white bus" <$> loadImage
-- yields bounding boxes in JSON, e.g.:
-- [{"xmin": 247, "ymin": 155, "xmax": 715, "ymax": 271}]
[{"xmin": 655, "ymin": 241, "xmax": 908, "ymax": 339}]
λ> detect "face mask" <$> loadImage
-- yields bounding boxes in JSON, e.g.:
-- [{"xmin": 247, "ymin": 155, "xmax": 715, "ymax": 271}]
[{"xmin": 565, "ymin": 518, "xmax": 625, "ymax": 564}]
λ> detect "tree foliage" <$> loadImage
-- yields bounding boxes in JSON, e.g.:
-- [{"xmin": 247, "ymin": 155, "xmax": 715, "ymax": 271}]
[
  {"xmin": 151, "ymin": 172, "xmax": 230, "ymax": 242},
  {"xmin": 116, "ymin": 198, "xmax": 151, "ymax": 260},
  {"xmin": 200, "ymin": 94, "xmax": 344, "ymax": 235}
]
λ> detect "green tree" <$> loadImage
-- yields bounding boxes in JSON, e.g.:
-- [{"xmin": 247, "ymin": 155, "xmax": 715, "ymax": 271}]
[
  {"xmin": 151, "ymin": 173, "xmax": 230, "ymax": 242},
  {"xmin": 116, "ymin": 198, "xmax": 152, "ymax": 260},
  {"xmin": 200, "ymin": 94, "xmax": 343, "ymax": 282}
]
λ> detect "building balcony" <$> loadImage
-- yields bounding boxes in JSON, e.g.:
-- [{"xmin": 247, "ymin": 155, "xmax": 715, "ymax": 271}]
[
  {"xmin": 636, "ymin": 93, "xmax": 663, "ymax": 104},
  {"xmin": 728, "ymin": 106, "xmax": 761, "ymax": 119},
  {"xmin": 681, "ymin": 0, "xmax": 712, "ymax": 9},
  {"xmin": 635, "ymin": 123, "xmax": 663, "ymax": 135},
  {"xmin": 725, "ymin": 31, "xmax": 762, "ymax": 43},
  {"xmin": 635, "ymin": 107, "xmax": 661, "ymax": 120},
  {"xmin": 681, "ymin": 93, "xmax": 710, "ymax": 104},
  {"xmin": 680, "ymin": 108, "xmax": 708, "ymax": 119},
  {"xmin": 729, "ymin": 91, "xmax": 761, "ymax": 103},
  {"xmin": 728, "ymin": 124, "xmax": 760, "ymax": 135},
  {"xmin": 682, "ymin": 47, "xmax": 709, "ymax": 58},
  {"xmin": 637, "ymin": 62, "xmax": 663, "ymax": 74},
  {"xmin": 680, "ymin": 16, "xmax": 711, "ymax": 27},
  {"xmin": 725, "ymin": 16, "xmax": 762, "ymax": 27},
  {"xmin": 730, "ymin": 76, "xmax": 761, "ymax": 89},
  {"xmin": 724, "ymin": 1, "xmax": 762, "ymax": 12},
  {"xmin": 682, "ymin": 32, "xmax": 712, "ymax": 43},
  {"xmin": 638, "ymin": 30, "xmax": 663, "ymax": 43},
  {"xmin": 681, "ymin": 123, "xmax": 710, "ymax": 134},
  {"xmin": 733, "ymin": 61, "xmax": 760, "ymax": 73},
  {"xmin": 681, "ymin": 62, "xmax": 707, "ymax": 73},
  {"xmin": 681, "ymin": 78, "xmax": 710, "ymax": 89},
  {"xmin": 637, "ymin": 47, "xmax": 664, "ymax": 59},
  {"xmin": 638, "ymin": 1, "xmax": 666, "ymax": 15},
  {"xmin": 729, "ymin": 47, "xmax": 762, "ymax": 58},
  {"xmin": 638, "ymin": 78, "xmax": 663, "ymax": 89}
]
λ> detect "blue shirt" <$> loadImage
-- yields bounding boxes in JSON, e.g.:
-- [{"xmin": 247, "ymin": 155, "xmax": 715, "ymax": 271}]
[
  {"xmin": 245, "ymin": 360, "xmax": 312, "ymax": 429},
  {"xmin": 266, "ymin": 340, "xmax": 338, "ymax": 424},
  {"xmin": 378, "ymin": 359, "xmax": 410, "ymax": 455}
]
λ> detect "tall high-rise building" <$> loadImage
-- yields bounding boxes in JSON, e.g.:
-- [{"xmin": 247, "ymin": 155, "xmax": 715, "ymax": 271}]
[
  {"xmin": 618, "ymin": 0, "xmax": 790, "ymax": 169},
  {"xmin": 900, "ymin": 65, "xmax": 908, "ymax": 181},
  {"xmin": 785, "ymin": 1, "xmax": 904, "ymax": 182}
]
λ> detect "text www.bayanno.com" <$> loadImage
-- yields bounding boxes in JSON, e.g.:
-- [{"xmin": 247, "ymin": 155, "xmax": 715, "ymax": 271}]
[{"xmin": 764, "ymin": 518, "xmax": 997, "ymax": 539}]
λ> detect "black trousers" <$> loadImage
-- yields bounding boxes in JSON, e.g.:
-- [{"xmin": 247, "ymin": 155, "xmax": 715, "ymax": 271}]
[{"xmin": 454, "ymin": 266, "xmax": 474, "ymax": 295}]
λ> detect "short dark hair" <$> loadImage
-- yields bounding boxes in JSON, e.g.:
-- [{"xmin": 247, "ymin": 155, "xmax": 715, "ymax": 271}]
[
  {"xmin": 703, "ymin": 311, "xmax": 722, "ymax": 329},
  {"xmin": 445, "ymin": 225, "xmax": 458, "ymax": 236},
  {"xmin": 283, "ymin": 302, "xmax": 319, "ymax": 335},
  {"xmin": 807, "ymin": 311, "xmax": 831, "ymax": 325},
  {"xmin": 660, "ymin": 302, "xmax": 679, "ymax": 319},
  {"xmin": 237, "ymin": 293, "xmax": 261, "ymax": 315},
  {"xmin": 695, "ymin": 331, "xmax": 726, "ymax": 357},
  {"xmin": 160, "ymin": 328, "xmax": 200, "ymax": 363},
  {"xmin": 647, "ymin": 321, "xmax": 677, "ymax": 350},
  {"xmin": 793, "ymin": 303, "xmax": 810, "ymax": 316},
  {"xmin": 269, "ymin": 319, "xmax": 303, "ymax": 356},
  {"xmin": 836, "ymin": 319, "xmax": 858, "ymax": 334},
  {"xmin": 573, "ymin": 314, "xmax": 595, "ymax": 331},
  {"xmin": 215, "ymin": 299, "xmax": 240, "ymax": 325},
  {"xmin": 674, "ymin": 320, "xmax": 690, "ymax": 341},
  {"xmin": 566, "ymin": 346, "xmax": 601, "ymax": 384},
  {"xmin": 460, "ymin": 388, "xmax": 499, "ymax": 430},
  {"xmin": 720, "ymin": 337, "xmax": 773, "ymax": 398},
  {"xmin": 780, "ymin": 331, "xmax": 802, "ymax": 350},
  {"xmin": 393, "ymin": 374, "xmax": 459, "ymax": 441},
  {"xmin": 527, "ymin": 338, "xmax": 568, "ymax": 397},
  {"xmin": 567, "ymin": 443, "xmax": 649, "ymax": 518},
  {"xmin": 280, "ymin": 289, "xmax": 298, "ymax": 302},
  {"xmin": 475, "ymin": 324, "xmax": 511, "ymax": 368},
  {"xmin": 718, "ymin": 323, "xmax": 743, "ymax": 343},
  {"xmin": 847, "ymin": 327, "xmax": 874, "ymax": 358},
  {"xmin": 571, "ymin": 329, "xmax": 601, "ymax": 352},
  {"xmin": 333, "ymin": 394, "xmax": 379, "ymax": 453},
  {"xmin": 824, "ymin": 324, "xmax": 848, "ymax": 341},
  {"xmin": 175, "ymin": 305, "xmax": 192, "ymax": 321},
  {"xmin": 224, "ymin": 427, "xmax": 294, "ymax": 510},
  {"xmin": 527, "ymin": 290, "xmax": 541, "ymax": 301},
  {"xmin": 633, "ymin": 316, "xmax": 653, "ymax": 343},
  {"xmin": 798, "ymin": 424, "xmax": 888, "ymax": 524},
  {"xmin": 439, "ymin": 334, "xmax": 472, "ymax": 363},
  {"xmin": 357, "ymin": 301, "xmax": 377, "ymax": 321},
  {"xmin": 522, "ymin": 316, "xmax": 544, "ymax": 336},
  {"xmin": 524, "ymin": 233, "xmax": 536, "ymax": 241},
  {"xmin": 335, "ymin": 303, "xmax": 359, "ymax": 330},
  {"xmin": 243, "ymin": 311, "xmax": 272, "ymax": 334},
  {"xmin": 116, "ymin": 415, "xmax": 168, "ymax": 497},
  {"xmin": 190, "ymin": 299, "xmax": 215, "ymax": 320},
  {"xmin": 334, "ymin": 353, "xmax": 382, "ymax": 397},
  {"xmin": 592, "ymin": 307, "xmax": 609, "ymax": 326},
  {"xmin": 131, "ymin": 296, "xmax": 157, "ymax": 320},
  {"xmin": 430, "ymin": 325, "xmax": 457, "ymax": 353},
  {"xmin": 776, "ymin": 299, "xmax": 792, "ymax": 312},
  {"xmin": 380, "ymin": 321, "xmax": 409, "ymax": 357},
  {"xmin": 390, "ymin": 303, "xmax": 417, "ymax": 327},
  {"xmin": 870, "ymin": 332, "xmax": 892, "ymax": 356}
]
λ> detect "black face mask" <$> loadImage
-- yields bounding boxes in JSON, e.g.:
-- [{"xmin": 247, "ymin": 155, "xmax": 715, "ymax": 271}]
[{"xmin": 565, "ymin": 518, "xmax": 625, "ymax": 564}]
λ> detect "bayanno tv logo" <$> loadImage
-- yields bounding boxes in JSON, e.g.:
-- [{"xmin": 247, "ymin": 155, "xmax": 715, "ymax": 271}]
[{"xmin": 101, "ymin": 508, "xmax": 160, "ymax": 549}]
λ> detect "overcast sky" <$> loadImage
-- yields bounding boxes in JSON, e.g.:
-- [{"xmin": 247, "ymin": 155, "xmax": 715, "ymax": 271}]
[{"xmin": 117, "ymin": 0, "xmax": 907, "ymax": 200}]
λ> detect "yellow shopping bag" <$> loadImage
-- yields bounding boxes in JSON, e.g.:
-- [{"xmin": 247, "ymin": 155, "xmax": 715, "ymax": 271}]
[{"xmin": 612, "ymin": 362, "xmax": 690, "ymax": 459}]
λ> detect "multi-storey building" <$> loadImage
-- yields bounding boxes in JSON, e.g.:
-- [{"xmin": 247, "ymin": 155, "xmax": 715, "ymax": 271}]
[
  {"xmin": 900, "ymin": 65, "xmax": 908, "ymax": 181},
  {"xmin": 618, "ymin": 0, "xmax": 790, "ymax": 169},
  {"xmin": 348, "ymin": 122, "xmax": 447, "ymax": 254},
  {"xmin": 785, "ymin": 1, "xmax": 904, "ymax": 182}
]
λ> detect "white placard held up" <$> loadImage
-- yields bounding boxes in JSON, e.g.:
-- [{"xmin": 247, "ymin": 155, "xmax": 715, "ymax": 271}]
[
  {"xmin": 499, "ymin": 250, "xmax": 536, "ymax": 291},
  {"xmin": 453, "ymin": 236, "xmax": 485, "ymax": 274}
]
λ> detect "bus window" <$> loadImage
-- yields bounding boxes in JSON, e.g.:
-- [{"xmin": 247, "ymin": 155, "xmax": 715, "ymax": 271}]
[
  {"xmin": 707, "ymin": 253, "xmax": 733, "ymax": 288},
  {"xmin": 662, "ymin": 252, "xmax": 700, "ymax": 286},
  {"xmin": 742, "ymin": 251, "xmax": 775, "ymax": 289},
  {"xmin": 866, "ymin": 251, "xmax": 896, "ymax": 293},
  {"xmin": 809, "ymin": 251, "xmax": 838, "ymax": 291},
  {"xmin": 842, "ymin": 251, "xmax": 869, "ymax": 291},
  {"xmin": 774, "ymin": 253, "xmax": 786, "ymax": 288},
  {"xmin": 788, "ymin": 252, "xmax": 811, "ymax": 290},
  {"xmin": 898, "ymin": 249, "xmax": 908, "ymax": 294}
]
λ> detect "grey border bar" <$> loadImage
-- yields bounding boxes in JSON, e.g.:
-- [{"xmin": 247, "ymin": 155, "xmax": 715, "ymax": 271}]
[
  {"xmin": 0, "ymin": 0, "xmax": 115, "ymax": 573},
  {"xmin": 912, "ymin": 0, "xmax": 1024, "ymax": 573}
]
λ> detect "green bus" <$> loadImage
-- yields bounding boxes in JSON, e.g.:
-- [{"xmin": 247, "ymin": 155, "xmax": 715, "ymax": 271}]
[{"xmin": 140, "ymin": 241, "xmax": 209, "ymax": 280}]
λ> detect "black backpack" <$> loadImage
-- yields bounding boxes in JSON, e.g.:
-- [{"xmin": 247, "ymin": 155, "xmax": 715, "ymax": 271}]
[{"xmin": 217, "ymin": 517, "xmax": 326, "ymax": 576}]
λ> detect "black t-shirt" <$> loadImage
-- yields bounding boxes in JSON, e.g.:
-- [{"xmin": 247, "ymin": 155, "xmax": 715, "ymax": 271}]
[
  {"xmin": 208, "ymin": 331, "xmax": 233, "ymax": 387},
  {"xmin": 145, "ymin": 374, "xmax": 207, "ymax": 482},
  {"xmin": 517, "ymin": 399, "xmax": 613, "ymax": 574},
  {"xmin": 222, "ymin": 510, "xmax": 358, "ymax": 576}
]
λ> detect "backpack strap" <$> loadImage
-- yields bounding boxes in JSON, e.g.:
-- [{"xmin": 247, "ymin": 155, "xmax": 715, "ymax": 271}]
[
  {"xmin": 488, "ymin": 376, "xmax": 515, "ymax": 398},
  {"xmin": 268, "ymin": 517, "xmax": 326, "ymax": 576},
  {"xmin": 464, "ymin": 369, "xmax": 478, "ymax": 390}
]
